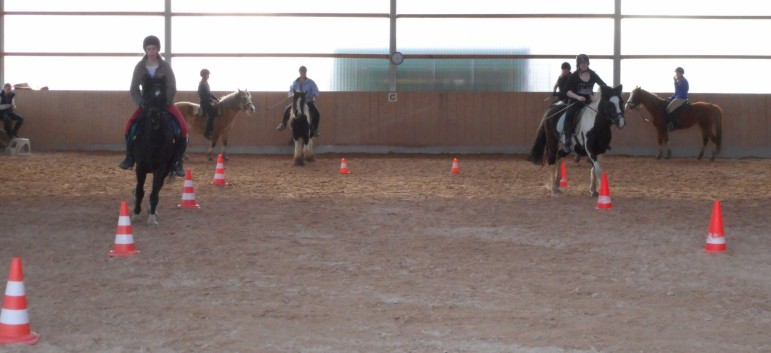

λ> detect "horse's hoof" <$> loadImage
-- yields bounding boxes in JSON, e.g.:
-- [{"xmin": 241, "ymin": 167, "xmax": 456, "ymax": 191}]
[
  {"xmin": 305, "ymin": 157, "xmax": 315, "ymax": 163},
  {"xmin": 147, "ymin": 214, "xmax": 158, "ymax": 226},
  {"xmin": 591, "ymin": 191, "xmax": 599, "ymax": 198},
  {"xmin": 131, "ymin": 213, "xmax": 141, "ymax": 223},
  {"xmin": 294, "ymin": 160, "xmax": 304, "ymax": 166},
  {"xmin": 223, "ymin": 155, "xmax": 229, "ymax": 161}
]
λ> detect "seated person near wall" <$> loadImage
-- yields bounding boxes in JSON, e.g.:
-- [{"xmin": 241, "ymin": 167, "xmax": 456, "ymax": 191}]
[{"xmin": 0, "ymin": 83, "xmax": 24, "ymax": 138}]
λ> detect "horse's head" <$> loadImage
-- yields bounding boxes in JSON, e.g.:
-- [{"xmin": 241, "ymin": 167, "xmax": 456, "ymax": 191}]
[
  {"xmin": 237, "ymin": 89, "xmax": 256, "ymax": 114},
  {"xmin": 141, "ymin": 75, "xmax": 168, "ymax": 130},
  {"xmin": 624, "ymin": 86, "xmax": 643, "ymax": 111},
  {"xmin": 600, "ymin": 84, "xmax": 626, "ymax": 129},
  {"xmin": 291, "ymin": 90, "xmax": 308, "ymax": 119}
]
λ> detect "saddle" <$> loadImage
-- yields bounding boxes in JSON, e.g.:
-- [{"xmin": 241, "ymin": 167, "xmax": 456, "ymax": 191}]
[
  {"xmin": 192, "ymin": 102, "xmax": 220, "ymax": 118},
  {"xmin": 666, "ymin": 100, "xmax": 689, "ymax": 130}
]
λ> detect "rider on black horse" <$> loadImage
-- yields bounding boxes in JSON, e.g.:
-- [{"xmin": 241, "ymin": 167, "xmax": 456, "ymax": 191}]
[
  {"xmin": 119, "ymin": 35, "xmax": 187, "ymax": 177},
  {"xmin": 561, "ymin": 54, "xmax": 608, "ymax": 156}
]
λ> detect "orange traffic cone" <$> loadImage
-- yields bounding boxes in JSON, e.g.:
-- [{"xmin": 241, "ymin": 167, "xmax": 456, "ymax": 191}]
[
  {"xmin": 596, "ymin": 172, "xmax": 612, "ymax": 209},
  {"xmin": 559, "ymin": 160, "xmax": 568, "ymax": 188},
  {"xmin": 450, "ymin": 158, "xmax": 460, "ymax": 174},
  {"xmin": 109, "ymin": 200, "xmax": 139, "ymax": 257},
  {"xmin": 705, "ymin": 200, "xmax": 727, "ymax": 252},
  {"xmin": 0, "ymin": 257, "xmax": 40, "ymax": 345},
  {"xmin": 211, "ymin": 154, "xmax": 228, "ymax": 185},
  {"xmin": 178, "ymin": 169, "xmax": 200, "ymax": 209},
  {"xmin": 339, "ymin": 158, "xmax": 350, "ymax": 174}
]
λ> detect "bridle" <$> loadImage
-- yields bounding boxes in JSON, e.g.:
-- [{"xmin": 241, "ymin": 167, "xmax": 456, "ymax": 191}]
[{"xmin": 625, "ymin": 91, "xmax": 652, "ymax": 122}]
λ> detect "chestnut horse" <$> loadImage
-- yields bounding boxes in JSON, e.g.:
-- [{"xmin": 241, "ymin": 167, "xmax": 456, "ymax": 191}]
[
  {"xmin": 175, "ymin": 89, "xmax": 256, "ymax": 161},
  {"xmin": 625, "ymin": 86, "xmax": 722, "ymax": 161}
]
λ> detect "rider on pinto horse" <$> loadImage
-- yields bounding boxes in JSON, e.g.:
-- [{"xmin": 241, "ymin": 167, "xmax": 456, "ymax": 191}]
[{"xmin": 561, "ymin": 54, "xmax": 609, "ymax": 156}]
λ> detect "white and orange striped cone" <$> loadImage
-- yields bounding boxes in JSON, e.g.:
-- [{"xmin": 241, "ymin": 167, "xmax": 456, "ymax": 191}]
[
  {"xmin": 450, "ymin": 158, "xmax": 460, "ymax": 174},
  {"xmin": 705, "ymin": 200, "xmax": 727, "ymax": 252},
  {"xmin": 596, "ymin": 172, "xmax": 612, "ymax": 209},
  {"xmin": 178, "ymin": 169, "xmax": 200, "ymax": 209},
  {"xmin": 339, "ymin": 158, "xmax": 350, "ymax": 174},
  {"xmin": 0, "ymin": 257, "xmax": 40, "ymax": 346},
  {"xmin": 559, "ymin": 160, "xmax": 568, "ymax": 188},
  {"xmin": 211, "ymin": 154, "xmax": 228, "ymax": 185},
  {"xmin": 109, "ymin": 200, "xmax": 139, "ymax": 257}
]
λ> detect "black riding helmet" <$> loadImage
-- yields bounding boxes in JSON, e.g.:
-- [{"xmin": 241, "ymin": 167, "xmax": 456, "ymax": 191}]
[
  {"xmin": 200, "ymin": 68, "xmax": 210, "ymax": 77},
  {"xmin": 675, "ymin": 67, "xmax": 684, "ymax": 74},
  {"xmin": 561, "ymin": 62, "xmax": 571, "ymax": 70},
  {"xmin": 143, "ymin": 35, "xmax": 161, "ymax": 51},
  {"xmin": 576, "ymin": 54, "xmax": 590, "ymax": 67}
]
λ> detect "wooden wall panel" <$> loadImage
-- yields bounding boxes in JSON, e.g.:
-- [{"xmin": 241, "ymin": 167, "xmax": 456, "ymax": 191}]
[{"xmin": 8, "ymin": 90, "xmax": 771, "ymax": 157}]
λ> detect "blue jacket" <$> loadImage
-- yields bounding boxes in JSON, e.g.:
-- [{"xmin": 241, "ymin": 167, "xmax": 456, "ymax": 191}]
[
  {"xmin": 289, "ymin": 78, "xmax": 319, "ymax": 102},
  {"xmin": 671, "ymin": 78, "xmax": 689, "ymax": 99}
]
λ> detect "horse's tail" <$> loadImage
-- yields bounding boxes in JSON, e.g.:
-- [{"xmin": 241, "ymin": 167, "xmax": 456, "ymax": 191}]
[
  {"xmin": 527, "ymin": 121, "xmax": 547, "ymax": 165},
  {"xmin": 713, "ymin": 104, "xmax": 723, "ymax": 154}
]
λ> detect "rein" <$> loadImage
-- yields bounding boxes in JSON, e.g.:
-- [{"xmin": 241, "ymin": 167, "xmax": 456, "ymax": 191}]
[
  {"xmin": 543, "ymin": 101, "xmax": 577, "ymax": 120},
  {"xmin": 629, "ymin": 105, "xmax": 651, "ymax": 122},
  {"xmin": 268, "ymin": 96, "xmax": 292, "ymax": 111}
]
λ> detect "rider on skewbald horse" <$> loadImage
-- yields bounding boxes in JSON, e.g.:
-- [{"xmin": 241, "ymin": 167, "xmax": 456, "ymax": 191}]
[
  {"xmin": 666, "ymin": 66, "xmax": 689, "ymax": 130},
  {"xmin": 119, "ymin": 35, "xmax": 188, "ymax": 177},
  {"xmin": 562, "ymin": 54, "xmax": 609, "ymax": 156},
  {"xmin": 276, "ymin": 65, "xmax": 321, "ymax": 138}
]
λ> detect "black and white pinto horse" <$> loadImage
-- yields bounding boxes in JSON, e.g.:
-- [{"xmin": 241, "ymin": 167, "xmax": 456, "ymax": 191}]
[
  {"xmin": 527, "ymin": 85, "xmax": 626, "ymax": 196},
  {"xmin": 131, "ymin": 75, "xmax": 178, "ymax": 225},
  {"xmin": 288, "ymin": 90, "xmax": 315, "ymax": 166}
]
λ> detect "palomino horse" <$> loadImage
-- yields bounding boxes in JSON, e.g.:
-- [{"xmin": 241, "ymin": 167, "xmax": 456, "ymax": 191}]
[
  {"xmin": 132, "ymin": 75, "xmax": 178, "ymax": 226},
  {"xmin": 625, "ymin": 86, "xmax": 722, "ymax": 161},
  {"xmin": 288, "ymin": 90, "xmax": 315, "ymax": 166},
  {"xmin": 528, "ymin": 85, "xmax": 626, "ymax": 196},
  {"xmin": 175, "ymin": 89, "xmax": 256, "ymax": 161}
]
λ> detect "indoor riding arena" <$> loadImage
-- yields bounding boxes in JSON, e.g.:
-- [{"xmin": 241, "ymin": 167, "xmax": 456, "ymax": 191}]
[
  {"xmin": 2, "ymin": 2, "xmax": 771, "ymax": 353},
  {"xmin": 1, "ymin": 88, "xmax": 769, "ymax": 353}
]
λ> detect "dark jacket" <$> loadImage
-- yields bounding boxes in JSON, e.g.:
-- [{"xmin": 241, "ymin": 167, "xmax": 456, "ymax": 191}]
[
  {"xmin": 130, "ymin": 56, "xmax": 177, "ymax": 107},
  {"xmin": 565, "ymin": 69, "xmax": 607, "ymax": 102},
  {"xmin": 198, "ymin": 81, "xmax": 218, "ymax": 108}
]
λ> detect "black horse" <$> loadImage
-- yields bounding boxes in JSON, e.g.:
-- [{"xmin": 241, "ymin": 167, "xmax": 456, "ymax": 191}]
[
  {"xmin": 288, "ymin": 90, "xmax": 316, "ymax": 166},
  {"xmin": 131, "ymin": 75, "xmax": 178, "ymax": 225},
  {"xmin": 528, "ymin": 85, "xmax": 626, "ymax": 196}
]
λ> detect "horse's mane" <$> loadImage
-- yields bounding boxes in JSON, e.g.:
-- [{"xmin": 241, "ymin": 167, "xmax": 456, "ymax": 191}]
[
  {"xmin": 219, "ymin": 90, "xmax": 241, "ymax": 106},
  {"xmin": 589, "ymin": 91, "xmax": 602, "ymax": 109},
  {"xmin": 635, "ymin": 87, "xmax": 665, "ymax": 102}
]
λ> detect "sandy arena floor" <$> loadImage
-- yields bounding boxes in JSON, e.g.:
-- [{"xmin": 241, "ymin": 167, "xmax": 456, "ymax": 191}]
[{"xmin": 0, "ymin": 152, "xmax": 769, "ymax": 353}]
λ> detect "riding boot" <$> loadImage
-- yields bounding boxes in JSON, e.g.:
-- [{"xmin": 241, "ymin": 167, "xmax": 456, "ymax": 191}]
[
  {"xmin": 119, "ymin": 136, "xmax": 135, "ymax": 170},
  {"xmin": 204, "ymin": 114, "xmax": 215, "ymax": 140},
  {"xmin": 276, "ymin": 107, "xmax": 290, "ymax": 131},
  {"xmin": 173, "ymin": 138, "xmax": 187, "ymax": 177},
  {"xmin": 561, "ymin": 118, "xmax": 574, "ymax": 155}
]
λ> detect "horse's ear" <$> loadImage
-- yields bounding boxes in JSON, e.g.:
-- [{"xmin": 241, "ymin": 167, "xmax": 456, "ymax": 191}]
[{"xmin": 614, "ymin": 84, "xmax": 623, "ymax": 95}]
